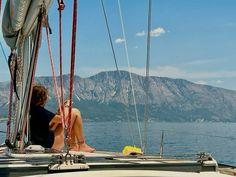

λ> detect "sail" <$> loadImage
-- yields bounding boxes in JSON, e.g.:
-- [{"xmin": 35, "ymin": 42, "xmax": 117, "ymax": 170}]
[{"xmin": 2, "ymin": 0, "xmax": 53, "ymax": 149}]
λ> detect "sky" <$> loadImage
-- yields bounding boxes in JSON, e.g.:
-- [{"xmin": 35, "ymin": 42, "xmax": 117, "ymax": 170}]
[{"xmin": 1, "ymin": 0, "xmax": 236, "ymax": 90}]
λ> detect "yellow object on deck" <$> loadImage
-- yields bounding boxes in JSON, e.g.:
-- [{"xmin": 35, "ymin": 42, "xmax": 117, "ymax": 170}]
[{"xmin": 122, "ymin": 146, "xmax": 143, "ymax": 155}]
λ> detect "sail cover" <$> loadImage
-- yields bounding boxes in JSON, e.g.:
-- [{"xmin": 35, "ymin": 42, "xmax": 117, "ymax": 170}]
[{"xmin": 10, "ymin": 0, "xmax": 31, "ymax": 32}]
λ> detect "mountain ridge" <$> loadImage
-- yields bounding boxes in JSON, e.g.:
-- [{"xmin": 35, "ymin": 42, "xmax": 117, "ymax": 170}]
[{"xmin": 1, "ymin": 70, "xmax": 236, "ymax": 122}]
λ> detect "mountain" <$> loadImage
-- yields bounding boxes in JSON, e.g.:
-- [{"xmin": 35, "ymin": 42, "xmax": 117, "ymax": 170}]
[{"xmin": 1, "ymin": 70, "xmax": 236, "ymax": 122}]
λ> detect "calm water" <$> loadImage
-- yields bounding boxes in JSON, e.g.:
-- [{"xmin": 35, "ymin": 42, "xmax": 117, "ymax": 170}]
[{"xmin": 0, "ymin": 121, "xmax": 236, "ymax": 166}]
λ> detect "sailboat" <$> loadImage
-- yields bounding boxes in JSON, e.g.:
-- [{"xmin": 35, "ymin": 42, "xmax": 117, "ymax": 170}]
[{"xmin": 0, "ymin": 0, "xmax": 235, "ymax": 176}]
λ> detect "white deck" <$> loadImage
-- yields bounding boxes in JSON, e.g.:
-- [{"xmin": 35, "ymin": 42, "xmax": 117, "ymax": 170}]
[
  {"xmin": 1, "ymin": 149, "xmax": 235, "ymax": 177},
  {"xmin": 24, "ymin": 170, "xmax": 232, "ymax": 177}
]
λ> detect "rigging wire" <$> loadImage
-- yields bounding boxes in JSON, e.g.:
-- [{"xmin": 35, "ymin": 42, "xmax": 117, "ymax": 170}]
[
  {"xmin": 100, "ymin": 0, "xmax": 135, "ymax": 147},
  {"xmin": 117, "ymin": 0, "xmax": 143, "ymax": 149},
  {"xmin": 143, "ymin": 0, "xmax": 152, "ymax": 154},
  {"xmin": 100, "ymin": 0, "xmax": 119, "ymax": 73}
]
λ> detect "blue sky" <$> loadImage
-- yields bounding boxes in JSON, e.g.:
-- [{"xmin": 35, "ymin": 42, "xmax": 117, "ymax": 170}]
[{"xmin": 1, "ymin": 0, "xmax": 236, "ymax": 90}]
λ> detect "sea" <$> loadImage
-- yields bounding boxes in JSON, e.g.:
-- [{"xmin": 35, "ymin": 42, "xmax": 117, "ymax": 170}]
[{"xmin": 0, "ymin": 121, "xmax": 236, "ymax": 166}]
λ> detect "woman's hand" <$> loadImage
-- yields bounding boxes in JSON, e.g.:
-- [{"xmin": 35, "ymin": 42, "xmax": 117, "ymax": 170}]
[
  {"xmin": 49, "ymin": 115, "xmax": 62, "ymax": 131},
  {"xmin": 64, "ymin": 99, "xmax": 73, "ymax": 107}
]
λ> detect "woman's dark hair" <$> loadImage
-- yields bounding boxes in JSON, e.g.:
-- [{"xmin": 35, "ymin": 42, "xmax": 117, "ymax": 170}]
[{"xmin": 31, "ymin": 85, "xmax": 48, "ymax": 106}]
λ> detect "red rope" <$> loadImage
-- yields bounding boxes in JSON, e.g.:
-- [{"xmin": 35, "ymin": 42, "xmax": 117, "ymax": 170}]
[
  {"xmin": 58, "ymin": 0, "xmax": 66, "ymax": 128},
  {"xmin": 45, "ymin": 25, "xmax": 65, "ymax": 128},
  {"xmin": 68, "ymin": 0, "xmax": 78, "ymax": 144},
  {"xmin": 6, "ymin": 81, "xmax": 13, "ymax": 140}
]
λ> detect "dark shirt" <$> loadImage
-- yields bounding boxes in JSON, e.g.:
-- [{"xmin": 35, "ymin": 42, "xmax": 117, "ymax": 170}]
[{"xmin": 30, "ymin": 105, "xmax": 55, "ymax": 148}]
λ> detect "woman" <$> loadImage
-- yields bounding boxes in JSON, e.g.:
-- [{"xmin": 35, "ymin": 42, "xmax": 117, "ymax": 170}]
[{"xmin": 30, "ymin": 84, "xmax": 95, "ymax": 152}]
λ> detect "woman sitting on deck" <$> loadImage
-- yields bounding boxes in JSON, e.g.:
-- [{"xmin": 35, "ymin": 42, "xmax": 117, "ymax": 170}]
[{"xmin": 30, "ymin": 84, "xmax": 95, "ymax": 153}]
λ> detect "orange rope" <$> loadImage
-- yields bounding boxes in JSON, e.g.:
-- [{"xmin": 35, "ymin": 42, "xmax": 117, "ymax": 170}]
[{"xmin": 45, "ymin": 25, "xmax": 65, "ymax": 128}]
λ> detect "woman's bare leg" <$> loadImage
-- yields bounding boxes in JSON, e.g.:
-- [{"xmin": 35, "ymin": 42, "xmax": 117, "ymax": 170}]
[
  {"xmin": 51, "ymin": 124, "xmax": 64, "ymax": 151},
  {"xmin": 69, "ymin": 108, "xmax": 95, "ymax": 152},
  {"xmin": 68, "ymin": 125, "xmax": 77, "ymax": 150},
  {"xmin": 52, "ymin": 107, "xmax": 95, "ymax": 152}
]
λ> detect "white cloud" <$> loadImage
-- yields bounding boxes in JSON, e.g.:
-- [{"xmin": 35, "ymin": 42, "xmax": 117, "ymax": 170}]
[
  {"xmin": 77, "ymin": 67, "xmax": 115, "ymax": 77},
  {"xmin": 150, "ymin": 27, "xmax": 166, "ymax": 37},
  {"xmin": 136, "ymin": 27, "xmax": 167, "ymax": 38},
  {"xmin": 115, "ymin": 38, "xmax": 125, "ymax": 44},
  {"xmin": 179, "ymin": 59, "xmax": 217, "ymax": 67},
  {"xmin": 74, "ymin": 66, "xmax": 236, "ymax": 90},
  {"xmin": 155, "ymin": 67, "xmax": 236, "ymax": 80},
  {"xmin": 77, "ymin": 66, "xmax": 183, "ymax": 78},
  {"xmin": 224, "ymin": 22, "xmax": 236, "ymax": 27},
  {"xmin": 136, "ymin": 31, "xmax": 145, "ymax": 37},
  {"xmin": 118, "ymin": 66, "xmax": 236, "ymax": 80},
  {"xmin": 212, "ymin": 80, "xmax": 223, "ymax": 84},
  {"xmin": 194, "ymin": 80, "xmax": 224, "ymax": 86},
  {"xmin": 125, "ymin": 66, "xmax": 187, "ymax": 78},
  {"xmin": 76, "ymin": 66, "xmax": 236, "ymax": 84},
  {"xmin": 195, "ymin": 80, "xmax": 208, "ymax": 85}
]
